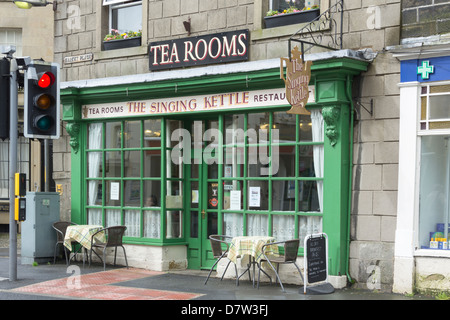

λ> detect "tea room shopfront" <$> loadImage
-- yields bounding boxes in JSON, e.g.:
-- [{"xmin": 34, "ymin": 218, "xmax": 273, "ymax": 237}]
[{"xmin": 61, "ymin": 54, "xmax": 368, "ymax": 285}]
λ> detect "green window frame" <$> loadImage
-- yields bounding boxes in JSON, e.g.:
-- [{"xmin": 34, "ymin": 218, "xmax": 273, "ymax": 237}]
[
  {"xmin": 83, "ymin": 109, "xmax": 323, "ymax": 249},
  {"xmin": 216, "ymin": 111, "xmax": 323, "ymax": 252}
]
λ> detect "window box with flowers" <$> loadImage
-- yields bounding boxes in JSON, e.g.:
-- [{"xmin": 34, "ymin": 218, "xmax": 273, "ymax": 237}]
[
  {"xmin": 103, "ymin": 29, "xmax": 142, "ymax": 51},
  {"xmin": 264, "ymin": 5, "xmax": 320, "ymax": 29}
]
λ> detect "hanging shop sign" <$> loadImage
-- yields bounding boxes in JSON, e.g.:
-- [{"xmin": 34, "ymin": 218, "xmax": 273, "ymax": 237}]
[
  {"xmin": 82, "ymin": 87, "xmax": 315, "ymax": 119},
  {"xmin": 149, "ymin": 29, "xmax": 249, "ymax": 71},
  {"xmin": 280, "ymin": 46, "xmax": 313, "ymax": 115}
]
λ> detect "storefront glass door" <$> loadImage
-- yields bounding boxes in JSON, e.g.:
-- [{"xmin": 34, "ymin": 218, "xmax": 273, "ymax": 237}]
[{"xmin": 187, "ymin": 118, "xmax": 220, "ymax": 269}]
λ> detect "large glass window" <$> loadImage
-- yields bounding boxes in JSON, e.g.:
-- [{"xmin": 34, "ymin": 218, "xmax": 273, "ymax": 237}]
[
  {"xmin": 418, "ymin": 84, "xmax": 450, "ymax": 249},
  {"xmin": 222, "ymin": 110, "xmax": 324, "ymax": 247},
  {"xmin": 86, "ymin": 119, "xmax": 162, "ymax": 240},
  {"xmin": 85, "ymin": 109, "xmax": 324, "ymax": 248}
]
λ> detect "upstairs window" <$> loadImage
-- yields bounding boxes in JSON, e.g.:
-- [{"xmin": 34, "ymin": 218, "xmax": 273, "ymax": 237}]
[
  {"xmin": 270, "ymin": 0, "xmax": 305, "ymax": 13},
  {"xmin": 103, "ymin": 0, "xmax": 142, "ymax": 35}
]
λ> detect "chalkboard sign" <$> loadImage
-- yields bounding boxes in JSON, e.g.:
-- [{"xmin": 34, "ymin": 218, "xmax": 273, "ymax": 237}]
[{"xmin": 305, "ymin": 234, "xmax": 327, "ymax": 284}]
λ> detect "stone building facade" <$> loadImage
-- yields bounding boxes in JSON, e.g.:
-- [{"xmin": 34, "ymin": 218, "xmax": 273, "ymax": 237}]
[
  {"xmin": 0, "ymin": 0, "xmax": 54, "ymax": 230},
  {"xmin": 54, "ymin": 0, "xmax": 447, "ymax": 292}
]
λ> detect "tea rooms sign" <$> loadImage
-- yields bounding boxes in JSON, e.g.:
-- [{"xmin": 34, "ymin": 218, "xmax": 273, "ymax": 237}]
[{"xmin": 149, "ymin": 29, "xmax": 249, "ymax": 71}]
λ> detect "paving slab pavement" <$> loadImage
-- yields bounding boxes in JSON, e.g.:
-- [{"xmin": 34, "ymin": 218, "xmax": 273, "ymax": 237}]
[{"xmin": 0, "ymin": 247, "xmax": 434, "ymax": 303}]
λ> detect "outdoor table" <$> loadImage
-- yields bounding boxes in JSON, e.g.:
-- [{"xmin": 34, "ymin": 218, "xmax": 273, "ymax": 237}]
[
  {"xmin": 64, "ymin": 224, "xmax": 106, "ymax": 265},
  {"xmin": 227, "ymin": 236, "xmax": 279, "ymax": 287}
]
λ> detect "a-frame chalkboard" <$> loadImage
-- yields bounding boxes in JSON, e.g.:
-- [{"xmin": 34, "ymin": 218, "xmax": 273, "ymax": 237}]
[{"xmin": 303, "ymin": 233, "xmax": 331, "ymax": 294}]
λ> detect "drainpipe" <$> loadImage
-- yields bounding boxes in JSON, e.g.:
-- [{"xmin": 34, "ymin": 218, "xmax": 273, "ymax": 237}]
[{"xmin": 345, "ymin": 74, "xmax": 354, "ymax": 284}]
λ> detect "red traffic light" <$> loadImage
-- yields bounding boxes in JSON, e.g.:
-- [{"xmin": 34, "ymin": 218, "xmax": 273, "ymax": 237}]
[{"xmin": 37, "ymin": 72, "xmax": 55, "ymax": 88}]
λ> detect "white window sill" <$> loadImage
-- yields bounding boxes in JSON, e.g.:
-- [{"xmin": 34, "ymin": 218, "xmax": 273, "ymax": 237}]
[{"xmin": 415, "ymin": 249, "xmax": 450, "ymax": 258}]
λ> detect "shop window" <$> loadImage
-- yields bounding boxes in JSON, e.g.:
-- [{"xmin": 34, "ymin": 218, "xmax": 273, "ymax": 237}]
[
  {"xmin": 418, "ymin": 84, "xmax": 450, "ymax": 249},
  {"xmin": 86, "ymin": 120, "xmax": 164, "ymax": 240}
]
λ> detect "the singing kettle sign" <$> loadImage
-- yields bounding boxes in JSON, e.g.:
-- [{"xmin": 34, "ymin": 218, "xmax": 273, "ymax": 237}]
[{"xmin": 280, "ymin": 46, "xmax": 312, "ymax": 115}]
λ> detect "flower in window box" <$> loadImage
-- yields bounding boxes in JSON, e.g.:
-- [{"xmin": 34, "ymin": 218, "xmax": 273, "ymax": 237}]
[
  {"xmin": 264, "ymin": 5, "xmax": 320, "ymax": 28},
  {"xmin": 103, "ymin": 29, "xmax": 142, "ymax": 50}
]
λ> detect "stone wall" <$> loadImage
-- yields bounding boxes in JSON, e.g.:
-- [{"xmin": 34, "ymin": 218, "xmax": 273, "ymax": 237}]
[
  {"xmin": 402, "ymin": 0, "xmax": 450, "ymax": 39},
  {"xmin": 54, "ymin": 0, "xmax": 403, "ymax": 288}
]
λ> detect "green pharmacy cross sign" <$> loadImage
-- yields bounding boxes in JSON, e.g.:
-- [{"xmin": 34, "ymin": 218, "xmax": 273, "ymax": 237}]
[{"xmin": 417, "ymin": 61, "xmax": 434, "ymax": 80}]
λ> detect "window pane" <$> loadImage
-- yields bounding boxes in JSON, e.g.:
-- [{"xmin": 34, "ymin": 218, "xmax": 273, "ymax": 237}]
[
  {"xmin": 224, "ymin": 147, "xmax": 245, "ymax": 177},
  {"xmin": 223, "ymin": 180, "xmax": 243, "ymax": 210},
  {"xmin": 144, "ymin": 180, "xmax": 161, "ymax": 207},
  {"xmin": 223, "ymin": 213, "xmax": 243, "ymax": 237},
  {"xmin": 248, "ymin": 112, "xmax": 269, "ymax": 144},
  {"xmin": 106, "ymin": 208, "xmax": 121, "ymax": 227},
  {"xmin": 124, "ymin": 150, "xmax": 141, "ymax": 177},
  {"xmin": 167, "ymin": 211, "xmax": 182, "ymax": 238},
  {"xmin": 248, "ymin": 180, "xmax": 268, "ymax": 210},
  {"xmin": 106, "ymin": 122, "xmax": 122, "ymax": 149},
  {"xmin": 429, "ymin": 95, "xmax": 450, "ymax": 120},
  {"xmin": 144, "ymin": 150, "xmax": 161, "ymax": 177},
  {"xmin": 299, "ymin": 145, "xmax": 315, "ymax": 177},
  {"xmin": 272, "ymin": 215, "xmax": 295, "ymax": 242},
  {"xmin": 124, "ymin": 121, "xmax": 141, "ymax": 148},
  {"xmin": 88, "ymin": 123, "xmax": 103, "ymax": 149},
  {"xmin": 105, "ymin": 151, "xmax": 121, "ymax": 178},
  {"xmin": 88, "ymin": 208, "xmax": 102, "ymax": 225},
  {"xmin": 272, "ymin": 180, "xmax": 296, "ymax": 211},
  {"xmin": 224, "ymin": 114, "xmax": 245, "ymax": 145},
  {"xmin": 271, "ymin": 0, "xmax": 305, "ymax": 11},
  {"xmin": 419, "ymin": 135, "xmax": 450, "ymax": 248},
  {"xmin": 144, "ymin": 210, "xmax": 160, "ymax": 238},
  {"xmin": 299, "ymin": 181, "xmax": 321, "ymax": 212},
  {"xmin": 298, "ymin": 216, "xmax": 322, "ymax": 247},
  {"xmin": 248, "ymin": 145, "xmax": 269, "ymax": 177},
  {"xmin": 124, "ymin": 180, "xmax": 140, "ymax": 207},
  {"xmin": 247, "ymin": 214, "xmax": 268, "ymax": 236},
  {"xmin": 112, "ymin": 2, "xmax": 142, "ymax": 34},
  {"xmin": 274, "ymin": 112, "xmax": 296, "ymax": 143},
  {"xmin": 277, "ymin": 146, "xmax": 295, "ymax": 177},
  {"xmin": 299, "ymin": 114, "xmax": 313, "ymax": 142},
  {"xmin": 166, "ymin": 180, "xmax": 182, "ymax": 209},
  {"xmin": 87, "ymin": 180, "xmax": 103, "ymax": 206},
  {"xmin": 144, "ymin": 119, "xmax": 161, "ymax": 148},
  {"xmin": 124, "ymin": 209, "xmax": 140, "ymax": 237},
  {"xmin": 106, "ymin": 180, "xmax": 121, "ymax": 206}
]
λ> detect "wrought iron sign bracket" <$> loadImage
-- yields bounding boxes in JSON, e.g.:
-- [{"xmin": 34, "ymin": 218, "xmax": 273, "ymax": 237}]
[{"xmin": 288, "ymin": 0, "xmax": 344, "ymax": 61}]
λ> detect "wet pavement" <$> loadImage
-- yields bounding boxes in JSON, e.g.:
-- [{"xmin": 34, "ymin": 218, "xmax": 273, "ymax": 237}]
[{"xmin": 0, "ymin": 247, "xmax": 434, "ymax": 304}]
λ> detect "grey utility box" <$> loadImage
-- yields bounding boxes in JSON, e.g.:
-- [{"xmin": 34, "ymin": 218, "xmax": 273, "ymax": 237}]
[{"xmin": 21, "ymin": 192, "xmax": 60, "ymax": 264}]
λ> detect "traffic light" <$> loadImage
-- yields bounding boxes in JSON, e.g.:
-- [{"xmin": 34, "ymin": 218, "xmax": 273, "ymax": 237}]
[
  {"xmin": 24, "ymin": 61, "xmax": 60, "ymax": 140},
  {"xmin": 0, "ymin": 58, "xmax": 10, "ymax": 141}
]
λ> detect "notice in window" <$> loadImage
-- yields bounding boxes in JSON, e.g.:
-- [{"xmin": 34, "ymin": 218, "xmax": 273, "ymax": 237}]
[
  {"xmin": 230, "ymin": 190, "xmax": 241, "ymax": 210},
  {"xmin": 110, "ymin": 182, "xmax": 120, "ymax": 200},
  {"xmin": 249, "ymin": 187, "xmax": 261, "ymax": 207}
]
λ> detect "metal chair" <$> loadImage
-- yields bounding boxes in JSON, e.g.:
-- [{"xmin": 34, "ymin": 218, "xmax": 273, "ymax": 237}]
[
  {"xmin": 52, "ymin": 221, "xmax": 77, "ymax": 265},
  {"xmin": 89, "ymin": 226, "xmax": 128, "ymax": 270},
  {"xmin": 204, "ymin": 235, "xmax": 239, "ymax": 286},
  {"xmin": 257, "ymin": 239, "xmax": 304, "ymax": 292}
]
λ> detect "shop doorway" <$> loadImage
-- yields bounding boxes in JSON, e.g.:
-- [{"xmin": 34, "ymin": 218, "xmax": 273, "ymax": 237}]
[{"xmin": 184, "ymin": 118, "xmax": 221, "ymax": 269}]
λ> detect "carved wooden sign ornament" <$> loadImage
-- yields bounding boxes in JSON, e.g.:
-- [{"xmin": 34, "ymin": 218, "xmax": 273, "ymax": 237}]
[{"xmin": 280, "ymin": 46, "xmax": 312, "ymax": 115}]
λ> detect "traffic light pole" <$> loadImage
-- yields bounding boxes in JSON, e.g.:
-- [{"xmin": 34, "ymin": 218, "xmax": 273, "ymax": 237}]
[{"xmin": 9, "ymin": 59, "xmax": 18, "ymax": 282}]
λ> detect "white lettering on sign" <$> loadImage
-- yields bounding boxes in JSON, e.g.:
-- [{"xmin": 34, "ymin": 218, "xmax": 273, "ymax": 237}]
[{"xmin": 82, "ymin": 88, "xmax": 315, "ymax": 119}]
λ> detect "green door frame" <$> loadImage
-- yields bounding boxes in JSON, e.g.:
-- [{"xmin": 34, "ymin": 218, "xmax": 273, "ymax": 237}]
[{"xmin": 61, "ymin": 56, "xmax": 369, "ymax": 276}]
